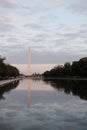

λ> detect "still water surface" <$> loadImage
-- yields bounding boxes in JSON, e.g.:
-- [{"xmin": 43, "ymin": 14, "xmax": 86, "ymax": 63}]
[{"xmin": 0, "ymin": 78, "xmax": 87, "ymax": 130}]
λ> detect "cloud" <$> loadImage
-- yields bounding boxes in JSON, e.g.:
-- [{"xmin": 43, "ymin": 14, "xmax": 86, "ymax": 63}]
[
  {"xmin": 70, "ymin": 0, "xmax": 87, "ymax": 14},
  {"xmin": 21, "ymin": 0, "xmax": 61, "ymax": 16},
  {"xmin": 22, "ymin": 0, "xmax": 60, "ymax": 7},
  {"xmin": 23, "ymin": 23, "xmax": 87, "ymax": 56},
  {"xmin": 0, "ymin": 0, "xmax": 87, "ymax": 65},
  {"xmin": 0, "ymin": 23, "xmax": 19, "ymax": 33},
  {"xmin": 3, "ymin": 48, "xmax": 87, "ymax": 64},
  {"xmin": 24, "ymin": 23, "xmax": 44, "ymax": 29},
  {"xmin": 0, "ymin": 14, "xmax": 19, "ymax": 34},
  {"xmin": 7, "ymin": 37, "xmax": 19, "ymax": 43},
  {"xmin": 0, "ymin": 0, "xmax": 17, "ymax": 8},
  {"xmin": 55, "ymin": 24, "xmax": 87, "ymax": 41},
  {"xmin": 0, "ymin": 43, "xmax": 87, "ymax": 64},
  {"xmin": 0, "ymin": 14, "xmax": 18, "ymax": 23},
  {"xmin": 61, "ymin": 32, "xmax": 79, "ymax": 40}
]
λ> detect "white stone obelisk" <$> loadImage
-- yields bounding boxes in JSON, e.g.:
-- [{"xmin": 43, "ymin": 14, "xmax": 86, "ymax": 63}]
[
  {"xmin": 28, "ymin": 48, "xmax": 31, "ymax": 76},
  {"xmin": 28, "ymin": 48, "xmax": 31, "ymax": 107}
]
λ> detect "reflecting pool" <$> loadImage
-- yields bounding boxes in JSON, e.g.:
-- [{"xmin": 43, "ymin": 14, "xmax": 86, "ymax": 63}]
[{"xmin": 0, "ymin": 78, "xmax": 87, "ymax": 130}]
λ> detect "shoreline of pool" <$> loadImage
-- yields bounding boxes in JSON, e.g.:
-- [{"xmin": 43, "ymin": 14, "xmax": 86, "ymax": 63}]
[{"xmin": 0, "ymin": 78, "xmax": 22, "ymax": 87}]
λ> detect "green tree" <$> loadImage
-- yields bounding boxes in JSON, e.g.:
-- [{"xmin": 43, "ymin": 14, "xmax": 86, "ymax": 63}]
[{"xmin": 0, "ymin": 56, "xmax": 19, "ymax": 79}]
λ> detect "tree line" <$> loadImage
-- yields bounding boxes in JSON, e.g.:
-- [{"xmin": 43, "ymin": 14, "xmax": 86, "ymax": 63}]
[
  {"xmin": 0, "ymin": 56, "xmax": 19, "ymax": 80},
  {"xmin": 43, "ymin": 57, "xmax": 87, "ymax": 78}
]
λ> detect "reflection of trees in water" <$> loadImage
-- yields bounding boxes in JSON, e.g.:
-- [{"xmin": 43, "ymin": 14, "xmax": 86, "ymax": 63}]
[
  {"xmin": 0, "ymin": 81, "xmax": 19, "ymax": 100},
  {"xmin": 43, "ymin": 79, "xmax": 87, "ymax": 101}
]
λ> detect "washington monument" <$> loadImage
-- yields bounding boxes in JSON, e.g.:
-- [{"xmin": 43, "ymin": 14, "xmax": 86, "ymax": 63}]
[
  {"xmin": 28, "ymin": 48, "xmax": 31, "ymax": 107},
  {"xmin": 28, "ymin": 48, "xmax": 31, "ymax": 76}
]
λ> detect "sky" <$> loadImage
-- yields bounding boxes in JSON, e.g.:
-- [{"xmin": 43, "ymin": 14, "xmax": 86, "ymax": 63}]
[{"xmin": 0, "ymin": 0, "xmax": 87, "ymax": 65}]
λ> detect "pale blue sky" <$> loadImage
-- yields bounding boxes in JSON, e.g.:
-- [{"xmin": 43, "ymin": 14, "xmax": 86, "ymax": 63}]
[{"xmin": 0, "ymin": 0, "xmax": 87, "ymax": 64}]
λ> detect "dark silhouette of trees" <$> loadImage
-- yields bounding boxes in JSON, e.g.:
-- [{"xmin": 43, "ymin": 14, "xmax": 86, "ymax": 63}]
[
  {"xmin": 43, "ymin": 57, "xmax": 87, "ymax": 78},
  {"xmin": 0, "ymin": 56, "xmax": 19, "ymax": 79}
]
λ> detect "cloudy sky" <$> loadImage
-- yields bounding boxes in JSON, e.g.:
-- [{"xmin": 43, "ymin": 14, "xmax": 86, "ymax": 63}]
[{"xmin": 0, "ymin": 0, "xmax": 87, "ymax": 64}]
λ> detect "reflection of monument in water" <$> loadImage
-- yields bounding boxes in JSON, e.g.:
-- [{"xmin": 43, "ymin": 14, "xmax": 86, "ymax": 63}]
[
  {"xmin": 28, "ymin": 48, "xmax": 31, "ymax": 107},
  {"xmin": 28, "ymin": 80, "xmax": 30, "ymax": 107}
]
